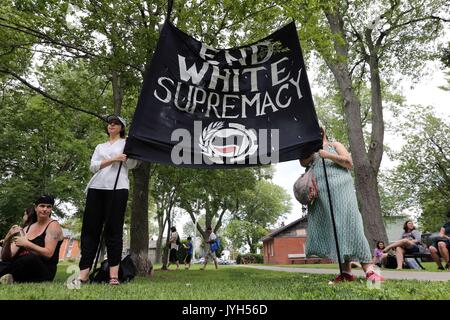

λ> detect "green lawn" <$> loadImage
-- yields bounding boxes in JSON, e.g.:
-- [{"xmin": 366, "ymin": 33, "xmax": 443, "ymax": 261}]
[
  {"xmin": 0, "ymin": 261, "xmax": 449, "ymax": 300},
  {"xmin": 276, "ymin": 262, "xmax": 445, "ymax": 272}
]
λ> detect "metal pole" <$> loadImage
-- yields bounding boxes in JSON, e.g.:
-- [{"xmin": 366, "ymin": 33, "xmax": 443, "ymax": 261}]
[
  {"xmin": 192, "ymin": 216, "xmax": 198, "ymax": 263},
  {"xmin": 321, "ymin": 157, "xmax": 344, "ymax": 277}
]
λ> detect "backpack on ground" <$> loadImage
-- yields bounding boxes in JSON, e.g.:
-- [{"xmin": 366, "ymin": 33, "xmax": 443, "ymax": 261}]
[
  {"xmin": 384, "ymin": 255, "xmax": 397, "ymax": 269},
  {"xmin": 90, "ymin": 254, "xmax": 137, "ymax": 283}
]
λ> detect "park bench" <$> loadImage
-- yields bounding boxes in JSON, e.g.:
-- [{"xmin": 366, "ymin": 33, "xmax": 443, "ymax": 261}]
[
  {"xmin": 402, "ymin": 233, "xmax": 435, "ymax": 270},
  {"xmin": 287, "ymin": 253, "xmax": 306, "ymax": 264},
  {"xmin": 287, "ymin": 254, "xmax": 332, "ymax": 264}
]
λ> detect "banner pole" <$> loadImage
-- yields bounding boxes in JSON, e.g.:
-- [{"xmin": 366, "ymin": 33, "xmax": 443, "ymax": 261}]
[
  {"xmin": 166, "ymin": 0, "xmax": 174, "ymax": 21},
  {"xmin": 321, "ymin": 157, "xmax": 344, "ymax": 278}
]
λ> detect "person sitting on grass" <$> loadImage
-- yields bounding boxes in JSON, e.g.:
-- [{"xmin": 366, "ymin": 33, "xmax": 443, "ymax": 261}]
[
  {"xmin": 372, "ymin": 241, "xmax": 388, "ymax": 268},
  {"xmin": 0, "ymin": 207, "xmax": 36, "ymax": 260},
  {"xmin": 383, "ymin": 220, "xmax": 425, "ymax": 270},
  {"xmin": 0, "ymin": 195, "xmax": 63, "ymax": 284},
  {"xmin": 182, "ymin": 236, "xmax": 193, "ymax": 270},
  {"xmin": 200, "ymin": 227, "xmax": 219, "ymax": 270},
  {"xmin": 429, "ymin": 211, "xmax": 450, "ymax": 270}
]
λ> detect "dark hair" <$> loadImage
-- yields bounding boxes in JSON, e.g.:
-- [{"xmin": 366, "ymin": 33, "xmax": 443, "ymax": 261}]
[
  {"xmin": 170, "ymin": 226, "xmax": 176, "ymax": 232},
  {"xmin": 447, "ymin": 211, "xmax": 450, "ymax": 218},
  {"xmin": 22, "ymin": 206, "xmax": 37, "ymax": 227},
  {"xmin": 187, "ymin": 236, "xmax": 192, "ymax": 241},
  {"xmin": 34, "ymin": 194, "xmax": 55, "ymax": 206},
  {"xmin": 403, "ymin": 220, "xmax": 415, "ymax": 232},
  {"xmin": 105, "ymin": 122, "xmax": 125, "ymax": 138},
  {"xmin": 206, "ymin": 226, "xmax": 212, "ymax": 231},
  {"xmin": 376, "ymin": 241, "xmax": 385, "ymax": 249}
]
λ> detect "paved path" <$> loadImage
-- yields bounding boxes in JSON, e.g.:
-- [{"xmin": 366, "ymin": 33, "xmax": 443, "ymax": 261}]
[{"xmin": 237, "ymin": 265, "xmax": 450, "ymax": 282}]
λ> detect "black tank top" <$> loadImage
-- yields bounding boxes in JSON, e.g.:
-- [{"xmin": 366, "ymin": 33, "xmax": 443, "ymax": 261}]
[{"xmin": 24, "ymin": 220, "xmax": 63, "ymax": 279}]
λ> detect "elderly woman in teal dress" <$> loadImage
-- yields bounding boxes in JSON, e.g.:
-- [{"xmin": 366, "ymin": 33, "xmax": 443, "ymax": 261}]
[{"xmin": 299, "ymin": 122, "xmax": 384, "ymax": 283}]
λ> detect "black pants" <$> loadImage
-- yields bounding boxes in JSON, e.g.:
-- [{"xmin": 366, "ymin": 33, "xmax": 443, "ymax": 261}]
[
  {"xmin": 169, "ymin": 248, "xmax": 179, "ymax": 263},
  {"xmin": 0, "ymin": 254, "xmax": 54, "ymax": 282},
  {"xmin": 79, "ymin": 188, "xmax": 128, "ymax": 270}
]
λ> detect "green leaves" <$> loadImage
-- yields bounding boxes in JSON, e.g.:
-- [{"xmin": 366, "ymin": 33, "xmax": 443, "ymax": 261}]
[{"xmin": 385, "ymin": 106, "xmax": 450, "ymax": 230}]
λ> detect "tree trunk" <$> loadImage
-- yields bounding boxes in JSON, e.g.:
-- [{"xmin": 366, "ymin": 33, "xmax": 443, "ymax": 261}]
[
  {"xmin": 161, "ymin": 215, "xmax": 171, "ymax": 270},
  {"xmin": 155, "ymin": 222, "xmax": 164, "ymax": 264},
  {"xmin": 247, "ymin": 235, "xmax": 257, "ymax": 254},
  {"xmin": 130, "ymin": 162, "xmax": 152, "ymax": 276},
  {"xmin": 323, "ymin": 10, "xmax": 388, "ymax": 248},
  {"xmin": 111, "ymin": 70, "xmax": 123, "ymax": 115}
]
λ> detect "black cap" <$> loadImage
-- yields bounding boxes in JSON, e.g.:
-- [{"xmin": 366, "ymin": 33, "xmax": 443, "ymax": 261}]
[{"xmin": 35, "ymin": 195, "xmax": 55, "ymax": 206}]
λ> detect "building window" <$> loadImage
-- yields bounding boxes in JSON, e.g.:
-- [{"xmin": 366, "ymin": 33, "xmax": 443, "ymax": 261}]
[{"xmin": 269, "ymin": 242, "xmax": 274, "ymax": 256}]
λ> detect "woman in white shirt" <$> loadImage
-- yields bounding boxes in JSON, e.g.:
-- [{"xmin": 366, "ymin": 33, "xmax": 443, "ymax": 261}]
[{"xmin": 77, "ymin": 115, "xmax": 137, "ymax": 285}]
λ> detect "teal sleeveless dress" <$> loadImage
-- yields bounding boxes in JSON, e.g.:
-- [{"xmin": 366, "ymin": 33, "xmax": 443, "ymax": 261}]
[{"xmin": 305, "ymin": 144, "xmax": 372, "ymax": 263}]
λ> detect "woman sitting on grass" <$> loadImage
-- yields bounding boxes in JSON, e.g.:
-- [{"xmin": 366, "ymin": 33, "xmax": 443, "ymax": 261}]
[
  {"xmin": 372, "ymin": 241, "xmax": 388, "ymax": 268},
  {"xmin": 0, "ymin": 195, "xmax": 63, "ymax": 283}
]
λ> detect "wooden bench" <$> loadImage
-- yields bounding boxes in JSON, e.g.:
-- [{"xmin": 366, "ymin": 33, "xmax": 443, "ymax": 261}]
[{"xmin": 288, "ymin": 253, "xmax": 306, "ymax": 264}]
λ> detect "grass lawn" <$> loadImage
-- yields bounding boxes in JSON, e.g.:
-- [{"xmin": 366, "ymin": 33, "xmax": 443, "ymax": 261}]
[
  {"xmin": 276, "ymin": 262, "xmax": 445, "ymax": 271},
  {"xmin": 0, "ymin": 261, "xmax": 449, "ymax": 300}
]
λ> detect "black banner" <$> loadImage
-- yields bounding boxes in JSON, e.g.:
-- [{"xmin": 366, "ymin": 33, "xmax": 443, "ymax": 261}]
[{"xmin": 125, "ymin": 21, "xmax": 322, "ymax": 166}]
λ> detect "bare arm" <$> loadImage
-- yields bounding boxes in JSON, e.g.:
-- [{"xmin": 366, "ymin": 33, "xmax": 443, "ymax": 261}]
[
  {"xmin": 13, "ymin": 223, "xmax": 63, "ymax": 259},
  {"xmin": 439, "ymin": 227, "xmax": 450, "ymax": 240},
  {"xmin": 319, "ymin": 142, "xmax": 353, "ymax": 169},
  {"xmin": 1, "ymin": 226, "xmax": 22, "ymax": 261}
]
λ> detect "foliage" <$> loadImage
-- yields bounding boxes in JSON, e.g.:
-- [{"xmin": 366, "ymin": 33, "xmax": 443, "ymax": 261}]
[
  {"xmin": 225, "ymin": 179, "xmax": 291, "ymax": 253},
  {"xmin": 225, "ymin": 220, "xmax": 267, "ymax": 254},
  {"xmin": 236, "ymin": 253, "xmax": 264, "ymax": 264},
  {"xmin": 386, "ymin": 106, "xmax": 450, "ymax": 231},
  {"xmin": 0, "ymin": 92, "xmax": 100, "ymax": 235}
]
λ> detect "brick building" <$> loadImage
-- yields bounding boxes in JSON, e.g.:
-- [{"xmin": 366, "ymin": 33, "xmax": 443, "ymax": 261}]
[
  {"xmin": 262, "ymin": 217, "xmax": 331, "ymax": 265},
  {"xmin": 59, "ymin": 229, "xmax": 80, "ymax": 260}
]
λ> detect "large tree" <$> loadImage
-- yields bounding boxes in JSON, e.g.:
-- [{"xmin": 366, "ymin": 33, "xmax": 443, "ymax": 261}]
[
  {"xmin": 0, "ymin": 0, "xmax": 166, "ymax": 274},
  {"xmin": 387, "ymin": 106, "xmax": 450, "ymax": 231},
  {"xmin": 0, "ymin": 0, "xmax": 280, "ymax": 273},
  {"xmin": 280, "ymin": 0, "xmax": 449, "ymax": 245},
  {"xmin": 225, "ymin": 179, "xmax": 292, "ymax": 253}
]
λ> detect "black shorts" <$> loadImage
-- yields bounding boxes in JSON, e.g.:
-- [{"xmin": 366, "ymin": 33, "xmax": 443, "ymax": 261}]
[
  {"xmin": 404, "ymin": 245, "xmax": 420, "ymax": 254},
  {"xmin": 184, "ymin": 254, "xmax": 192, "ymax": 263},
  {"xmin": 169, "ymin": 248, "xmax": 179, "ymax": 263},
  {"xmin": 432, "ymin": 240, "xmax": 450, "ymax": 255}
]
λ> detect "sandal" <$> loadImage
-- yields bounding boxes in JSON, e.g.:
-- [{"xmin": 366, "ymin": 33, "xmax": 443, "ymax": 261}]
[
  {"xmin": 366, "ymin": 271, "xmax": 385, "ymax": 283},
  {"xmin": 109, "ymin": 277, "xmax": 120, "ymax": 285}
]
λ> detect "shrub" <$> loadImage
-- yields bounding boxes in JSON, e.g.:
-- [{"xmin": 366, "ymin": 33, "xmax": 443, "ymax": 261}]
[{"xmin": 236, "ymin": 253, "xmax": 263, "ymax": 264}]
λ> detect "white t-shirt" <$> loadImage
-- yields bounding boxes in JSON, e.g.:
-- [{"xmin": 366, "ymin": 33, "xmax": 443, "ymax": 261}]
[
  {"xmin": 209, "ymin": 232, "xmax": 217, "ymax": 242},
  {"xmin": 170, "ymin": 231, "xmax": 179, "ymax": 250},
  {"xmin": 86, "ymin": 139, "xmax": 138, "ymax": 191}
]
